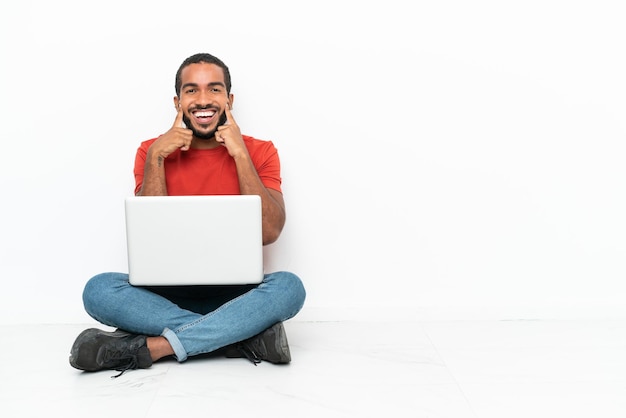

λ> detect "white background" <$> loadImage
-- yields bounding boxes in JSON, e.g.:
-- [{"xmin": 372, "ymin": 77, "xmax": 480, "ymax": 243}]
[{"xmin": 0, "ymin": 0, "xmax": 624, "ymax": 324}]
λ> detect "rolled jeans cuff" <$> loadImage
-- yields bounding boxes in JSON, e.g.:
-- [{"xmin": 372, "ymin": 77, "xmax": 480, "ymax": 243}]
[{"xmin": 162, "ymin": 328, "xmax": 187, "ymax": 362}]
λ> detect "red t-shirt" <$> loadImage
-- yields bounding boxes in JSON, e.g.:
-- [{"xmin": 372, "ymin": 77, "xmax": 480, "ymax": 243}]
[{"xmin": 133, "ymin": 135, "xmax": 282, "ymax": 196}]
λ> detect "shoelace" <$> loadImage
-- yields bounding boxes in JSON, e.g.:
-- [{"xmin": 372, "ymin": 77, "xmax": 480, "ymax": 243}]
[
  {"xmin": 110, "ymin": 358, "xmax": 139, "ymax": 378},
  {"xmin": 234, "ymin": 343, "xmax": 262, "ymax": 366},
  {"xmin": 100, "ymin": 346, "xmax": 141, "ymax": 378}
]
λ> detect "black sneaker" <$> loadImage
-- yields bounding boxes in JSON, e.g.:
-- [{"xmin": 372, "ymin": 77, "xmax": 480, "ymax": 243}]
[
  {"xmin": 225, "ymin": 322, "xmax": 291, "ymax": 365},
  {"xmin": 69, "ymin": 328, "xmax": 152, "ymax": 377}
]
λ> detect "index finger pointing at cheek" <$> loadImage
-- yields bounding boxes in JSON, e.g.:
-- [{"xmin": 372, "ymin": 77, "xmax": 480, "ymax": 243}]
[
  {"xmin": 173, "ymin": 104, "xmax": 185, "ymax": 128},
  {"xmin": 223, "ymin": 102, "xmax": 234, "ymax": 125}
]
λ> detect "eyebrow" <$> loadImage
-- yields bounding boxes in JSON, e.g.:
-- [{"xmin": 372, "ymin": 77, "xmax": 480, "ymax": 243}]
[{"xmin": 181, "ymin": 81, "xmax": 226, "ymax": 90}]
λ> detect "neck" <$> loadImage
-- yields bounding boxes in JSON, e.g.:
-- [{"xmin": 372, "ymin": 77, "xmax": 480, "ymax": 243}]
[{"xmin": 191, "ymin": 137, "xmax": 221, "ymax": 149}]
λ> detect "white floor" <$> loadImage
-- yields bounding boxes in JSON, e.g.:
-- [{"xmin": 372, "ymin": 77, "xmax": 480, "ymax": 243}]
[{"xmin": 2, "ymin": 319, "xmax": 625, "ymax": 418}]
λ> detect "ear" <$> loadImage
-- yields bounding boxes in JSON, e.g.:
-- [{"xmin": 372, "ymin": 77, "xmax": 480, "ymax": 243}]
[
  {"xmin": 173, "ymin": 96, "xmax": 180, "ymax": 110},
  {"xmin": 228, "ymin": 93, "xmax": 234, "ymax": 109}
]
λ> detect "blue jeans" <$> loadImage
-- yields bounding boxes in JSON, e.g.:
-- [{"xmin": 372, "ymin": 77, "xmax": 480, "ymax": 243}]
[{"xmin": 82, "ymin": 271, "xmax": 306, "ymax": 361}]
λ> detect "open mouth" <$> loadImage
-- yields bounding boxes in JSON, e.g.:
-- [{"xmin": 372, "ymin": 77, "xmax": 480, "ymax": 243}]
[{"xmin": 192, "ymin": 108, "xmax": 217, "ymax": 125}]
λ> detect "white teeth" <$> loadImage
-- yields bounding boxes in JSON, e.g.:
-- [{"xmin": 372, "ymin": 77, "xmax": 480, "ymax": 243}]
[{"xmin": 194, "ymin": 111, "xmax": 215, "ymax": 117}]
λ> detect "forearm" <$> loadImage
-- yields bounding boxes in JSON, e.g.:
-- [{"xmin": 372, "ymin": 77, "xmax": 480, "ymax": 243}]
[
  {"xmin": 233, "ymin": 153, "xmax": 286, "ymax": 244},
  {"xmin": 137, "ymin": 151, "xmax": 168, "ymax": 196}
]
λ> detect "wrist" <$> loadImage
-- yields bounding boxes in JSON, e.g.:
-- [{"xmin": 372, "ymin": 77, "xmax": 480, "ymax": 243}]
[
  {"xmin": 146, "ymin": 149, "xmax": 166, "ymax": 167},
  {"xmin": 232, "ymin": 150, "xmax": 251, "ymax": 163}
]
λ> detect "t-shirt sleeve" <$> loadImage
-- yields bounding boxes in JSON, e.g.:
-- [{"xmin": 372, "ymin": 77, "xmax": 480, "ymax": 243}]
[
  {"xmin": 254, "ymin": 140, "xmax": 283, "ymax": 193},
  {"xmin": 133, "ymin": 139, "xmax": 153, "ymax": 195}
]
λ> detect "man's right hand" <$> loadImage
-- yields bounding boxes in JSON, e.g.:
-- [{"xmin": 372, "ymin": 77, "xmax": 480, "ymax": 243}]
[{"xmin": 148, "ymin": 106, "xmax": 193, "ymax": 160}]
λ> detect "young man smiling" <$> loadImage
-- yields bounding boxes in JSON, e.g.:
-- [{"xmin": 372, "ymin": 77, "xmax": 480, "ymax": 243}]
[{"xmin": 69, "ymin": 53, "xmax": 306, "ymax": 375}]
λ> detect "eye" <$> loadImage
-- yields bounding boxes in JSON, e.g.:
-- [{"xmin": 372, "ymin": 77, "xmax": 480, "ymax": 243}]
[
  {"xmin": 211, "ymin": 87, "xmax": 222, "ymax": 93},
  {"xmin": 185, "ymin": 88, "xmax": 197, "ymax": 94}
]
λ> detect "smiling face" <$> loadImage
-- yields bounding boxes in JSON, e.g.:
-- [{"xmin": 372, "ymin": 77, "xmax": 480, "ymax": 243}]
[{"xmin": 175, "ymin": 62, "xmax": 232, "ymax": 142}]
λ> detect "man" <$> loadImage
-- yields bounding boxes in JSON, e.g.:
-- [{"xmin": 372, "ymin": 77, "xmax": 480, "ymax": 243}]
[{"xmin": 69, "ymin": 53, "xmax": 306, "ymax": 376}]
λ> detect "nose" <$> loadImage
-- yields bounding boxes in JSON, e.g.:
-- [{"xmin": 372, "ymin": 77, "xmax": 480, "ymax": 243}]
[{"xmin": 194, "ymin": 89, "xmax": 217, "ymax": 107}]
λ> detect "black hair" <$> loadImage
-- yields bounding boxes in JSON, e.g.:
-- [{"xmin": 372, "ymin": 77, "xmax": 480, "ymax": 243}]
[{"xmin": 174, "ymin": 53, "xmax": 232, "ymax": 96}]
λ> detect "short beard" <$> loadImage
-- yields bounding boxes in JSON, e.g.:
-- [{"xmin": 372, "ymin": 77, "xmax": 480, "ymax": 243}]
[{"xmin": 183, "ymin": 111, "xmax": 228, "ymax": 140}]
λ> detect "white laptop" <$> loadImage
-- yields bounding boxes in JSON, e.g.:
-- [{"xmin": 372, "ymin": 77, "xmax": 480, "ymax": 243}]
[{"xmin": 125, "ymin": 195, "xmax": 264, "ymax": 286}]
